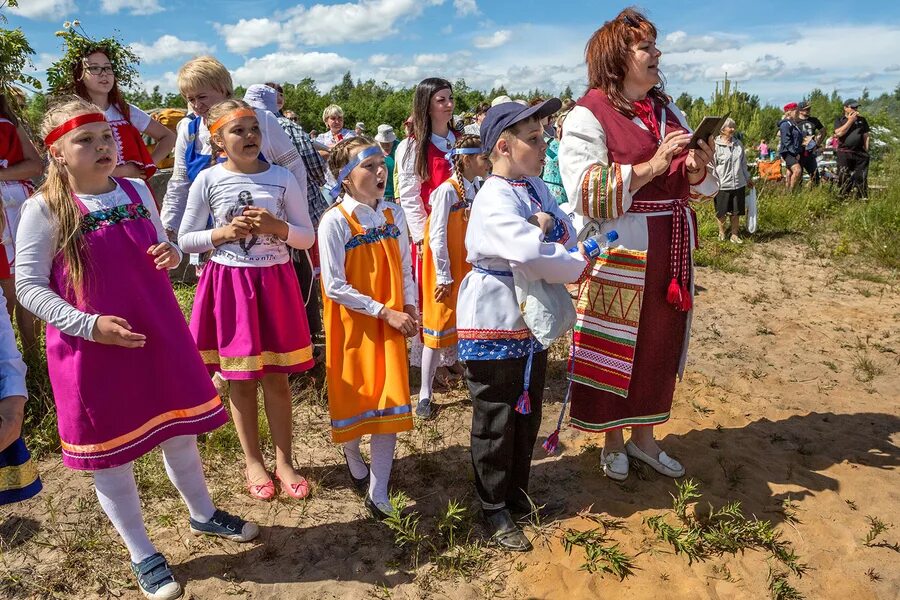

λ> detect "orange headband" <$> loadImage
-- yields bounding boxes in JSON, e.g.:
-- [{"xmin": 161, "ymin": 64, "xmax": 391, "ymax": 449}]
[{"xmin": 208, "ymin": 108, "xmax": 257, "ymax": 135}]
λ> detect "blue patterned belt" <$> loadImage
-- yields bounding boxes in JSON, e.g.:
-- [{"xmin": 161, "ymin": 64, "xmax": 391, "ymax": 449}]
[{"xmin": 473, "ymin": 265, "xmax": 512, "ymax": 277}]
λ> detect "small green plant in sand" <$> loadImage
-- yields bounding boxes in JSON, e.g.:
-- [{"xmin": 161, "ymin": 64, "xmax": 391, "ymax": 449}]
[
  {"xmin": 645, "ymin": 479, "xmax": 808, "ymax": 597},
  {"xmin": 769, "ymin": 567, "xmax": 804, "ymax": 600},
  {"xmin": 560, "ymin": 527, "xmax": 636, "ymax": 580},
  {"xmin": 863, "ymin": 515, "xmax": 898, "ymax": 550}
]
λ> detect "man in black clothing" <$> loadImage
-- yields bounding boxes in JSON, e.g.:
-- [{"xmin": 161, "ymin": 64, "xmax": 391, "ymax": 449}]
[
  {"xmin": 797, "ymin": 101, "xmax": 825, "ymax": 185},
  {"xmin": 834, "ymin": 99, "xmax": 870, "ymax": 199}
]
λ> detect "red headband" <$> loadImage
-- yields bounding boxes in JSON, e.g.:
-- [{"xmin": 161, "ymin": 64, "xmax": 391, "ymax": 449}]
[{"xmin": 44, "ymin": 113, "xmax": 108, "ymax": 148}]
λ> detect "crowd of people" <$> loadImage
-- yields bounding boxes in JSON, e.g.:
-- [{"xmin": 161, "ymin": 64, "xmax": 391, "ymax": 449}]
[{"xmin": 0, "ymin": 6, "xmax": 870, "ymax": 599}]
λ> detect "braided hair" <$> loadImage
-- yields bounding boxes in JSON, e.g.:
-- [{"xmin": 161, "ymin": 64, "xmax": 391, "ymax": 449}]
[{"xmin": 450, "ymin": 134, "xmax": 482, "ymax": 188}]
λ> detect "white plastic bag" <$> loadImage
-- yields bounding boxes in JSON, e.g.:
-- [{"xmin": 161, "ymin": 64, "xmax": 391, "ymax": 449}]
[
  {"xmin": 746, "ymin": 187, "xmax": 758, "ymax": 234},
  {"xmin": 514, "ymin": 274, "xmax": 577, "ymax": 348}
]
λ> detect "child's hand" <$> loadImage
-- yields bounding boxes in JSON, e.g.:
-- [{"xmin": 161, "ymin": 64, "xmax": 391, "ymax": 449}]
[
  {"xmin": 527, "ymin": 212, "xmax": 555, "ymax": 235},
  {"xmin": 92, "ymin": 315, "xmax": 147, "ymax": 348},
  {"xmin": 379, "ymin": 306, "xmax": 417, "ymax": 337},
  {"xmin": 243, "ymin": 207, "xmax": 288, "ymax": 239},
  {"xmin": 0, "ymin": 395, "xmax": 25, "ymax": 452},
  {"xmin": 214, "ymin": 217, "xmax": 254, "ymax": 244},
  {"xmin": 147, "ymin": 242, "xmax": 180, "ymax": 270},
  {"xmin": 434, "ymin": 283, "xmax": 451, "ymax": 301},
  {"xmin": 403, "ymin": 304, "xmax": 419, "ymax": 325}
]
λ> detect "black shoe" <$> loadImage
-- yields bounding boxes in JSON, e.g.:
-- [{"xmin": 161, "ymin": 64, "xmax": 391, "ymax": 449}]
[
  {"xmin": 343, "ymin": 455, "xmax": 370, "ymax": 496},
  {"xmin": 365, "ymin": 495, "xmax": 392, "ymax": 521},
  {"xmin": 507, "ymin": 497, "xmax": 535, "ymax": 517},
  {"xmin": 484, "ymin": 508, "xmax": 533, "ymax": 552}
]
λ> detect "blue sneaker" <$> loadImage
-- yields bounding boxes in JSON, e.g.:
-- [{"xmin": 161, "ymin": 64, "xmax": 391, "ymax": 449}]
[
  {"xmin": 189, "ymin": 509, "xmax": 259, "ymax": 542},
  {"xmin": 131, "ymin": 552, "xmax": 182, "ymax": 600},
  {"xmin": 415, "ymin": 397, "xmax": 434, "ymax": 419}
]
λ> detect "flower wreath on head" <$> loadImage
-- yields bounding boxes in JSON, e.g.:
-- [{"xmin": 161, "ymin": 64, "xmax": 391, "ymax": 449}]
[{"xmin": 46, "ymin": 20, "xmax": 141, "ymax": 95}]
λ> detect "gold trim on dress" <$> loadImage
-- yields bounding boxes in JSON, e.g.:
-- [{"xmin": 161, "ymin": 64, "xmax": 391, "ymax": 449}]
[
  {"xmin": 0, "ymin": 460, "xmax": 39, "ymax": 492},
  {"xmin": 200, "ymin": 346, "xmax": 314, "ymax": 371}
]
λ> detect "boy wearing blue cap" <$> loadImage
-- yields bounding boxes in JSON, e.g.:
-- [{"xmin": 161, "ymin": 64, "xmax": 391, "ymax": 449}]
[{"xmin": 456, "ymin": 100, "xmax": 599, "ymax": 551}]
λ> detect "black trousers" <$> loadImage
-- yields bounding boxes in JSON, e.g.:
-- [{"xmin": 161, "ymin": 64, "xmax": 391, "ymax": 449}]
[
  {"xmin": 466, "ymin": 350, "xmax": 548, "ymax": 510},
  {"xmin": 799, "ymin": 152, "xmax": 819, "ymax": 185},
  {"xmin": 292, "ymin": 249, "xmax": 322, "ymax": 339},
  {"xmin": 837, "ymin": 151, "xmax": 869, "ymax": 199}
]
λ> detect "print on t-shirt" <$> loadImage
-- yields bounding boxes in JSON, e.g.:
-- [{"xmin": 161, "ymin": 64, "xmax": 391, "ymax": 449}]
[{"xmin": 210, "ymin": 180, "xmax": 287, "ymax": 263}]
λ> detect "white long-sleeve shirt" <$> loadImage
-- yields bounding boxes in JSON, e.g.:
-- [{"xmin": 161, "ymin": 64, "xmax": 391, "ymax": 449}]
[
  {"xmin": 178, "ymin": 163, "xmax": 314, "ymax": 267},
  {"xmin": 0, "ymin": 293, "xmax": 27, "ymax": 400},
  {"xmin": 161, "ymin": 108, "xmax": 308, "ymax": 237},
  {"xmin": 395, "ymin": 132, "xmax": 456, "ymax": 243},
  {"xmin": 318, "ymin": 195, "xmax": 416, "ymax": 318},
  {"xmin": 427, "ymin": 176, "xmax": 478, "ymax": 285},
  {"xmin": 16, "ymin": 178, "xmax": 178, "ymax": 341}
]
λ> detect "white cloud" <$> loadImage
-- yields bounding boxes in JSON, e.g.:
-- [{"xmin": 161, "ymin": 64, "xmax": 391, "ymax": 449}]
[
  {"xmin": 663, "ymin": 31, "xmax": 740, "ymax": 53},
  {"xmin": 130, "ymin": 36, "xmax": 213, "ymax": 64},
  {"xmin": 414, "ymin": 53, "xmax": 449, "ymax": 66},
  {"xmin": 231, "ymin": 51, "xmax": 354, "ymax": 88},
  {"xmin": 100, "ymin": 0, "xmax": 163, "ymax": 15},
  {"xmin": 441, "ymin": 24, "xmax": 453, "ymax": 35},
  {"xmin": 473, "ymin": 29, "xmax": 511, "ymax": 49},
  {"xmin": 8, "ymin": 0, "xmax": 76, "ymax": 20},
  {"xmin": 215, "ymin": 0, "xmax": 443, "ymax": 52},
  {"xmin": 885, "ymin": 64, "xmax": 900, "ymax": 73},
  {"xmin": 141, "ymin": 71, "xmax": 179, "ymax": 93},
  {"xmin": 453, "ymin": 0, "xmax": 478, "ymax": 16},
  {"xmin": 369, "ymin": 54, "xmax": 390, "ymax": 66}
]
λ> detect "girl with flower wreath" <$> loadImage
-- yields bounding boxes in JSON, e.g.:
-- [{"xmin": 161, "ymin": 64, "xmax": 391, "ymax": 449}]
[{"xmin": 48, "ymin": 21, "xmax": 174, "ymax": 182}]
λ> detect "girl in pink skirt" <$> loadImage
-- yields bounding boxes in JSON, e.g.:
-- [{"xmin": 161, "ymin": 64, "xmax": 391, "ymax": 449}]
[
  {"xmin": 16, "ymin": 96, "xmax": 258, "ymax": 600},
  {"xmin": 179, "ymin": 99, "xmax": 316, "ymax": 501}
]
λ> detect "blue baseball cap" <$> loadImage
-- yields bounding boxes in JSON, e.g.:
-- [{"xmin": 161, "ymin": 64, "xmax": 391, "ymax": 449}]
[{"xmin": 480, "ymin": 98, "xmax": 562, "ymax": 154}]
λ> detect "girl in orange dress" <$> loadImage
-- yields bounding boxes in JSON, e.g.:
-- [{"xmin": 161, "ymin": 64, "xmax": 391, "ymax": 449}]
[
  {"xmin": 419, "ymin": 134, "xmax": 490, "ymax": 416},
  {"xmin": 318, "ymin": 137, "xmax": 418, "ymax": 520}
]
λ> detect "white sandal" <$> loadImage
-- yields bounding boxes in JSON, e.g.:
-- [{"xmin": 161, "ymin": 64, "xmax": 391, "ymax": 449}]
[
  {"xmin": 625, "ymin": 441, "xmax": 685, "ymax": 478},
  {"xmin": 600, "ymin": 448, "xmax": 629, "ymax": 481}
]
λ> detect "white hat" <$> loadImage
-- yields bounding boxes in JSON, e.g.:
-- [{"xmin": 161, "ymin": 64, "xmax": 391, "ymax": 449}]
[
  {"xmin": 355, "ymin": 121, "xmax": 365, "ymax": 131},
  {"xmin": 374, "ymin": 124, "xmax": 397, "ymax": 144},
  {"xmin": 491, "ymin": 95, "xmax": 513, "ymax": 107}
]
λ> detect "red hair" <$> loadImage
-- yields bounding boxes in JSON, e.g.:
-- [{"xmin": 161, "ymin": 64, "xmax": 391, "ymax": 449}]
[{"xmin": 584, "ymin": 7, "xmax": 668, "ymax": 118}]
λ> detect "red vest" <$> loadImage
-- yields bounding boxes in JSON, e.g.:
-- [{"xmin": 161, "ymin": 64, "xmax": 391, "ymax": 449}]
[
  {"xmin": 0, "ymin": 119, "xmax": 25, "ymax": 167},
  {"xmin": 419, "ymin": 140, "xmax": 452, "ymax": 213},
  {"xmin": 575, "ymin": 89, "xmax": 690, "ymax": 200}
]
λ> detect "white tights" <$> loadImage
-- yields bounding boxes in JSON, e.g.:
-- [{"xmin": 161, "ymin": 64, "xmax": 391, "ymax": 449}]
[
  {"xmin": 418, "ymin": 345, "xmax": 440, "ymax": 401},
  {"xmin": 93, "ymin": 435, "xmax": 215, "ymax": 563},
  {"xmin": 342, "ymin": 433, "xmax": 397, "ymax": 509}
]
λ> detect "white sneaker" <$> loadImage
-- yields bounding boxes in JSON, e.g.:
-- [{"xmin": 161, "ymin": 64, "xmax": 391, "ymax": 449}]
[
  {"xmin": 600, "ymin": 448, "xmax": 629, "ymax": 481},
  {"xmin": 729, "ymin": 234, "xmax": 743, "ymax": 245},
  {"xmin": 625, "ymin": 441, "xmax": 685, "ymax": 478}
]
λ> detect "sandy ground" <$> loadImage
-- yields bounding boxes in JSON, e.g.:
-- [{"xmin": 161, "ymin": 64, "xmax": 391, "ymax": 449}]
[{"xmin": 1, "ymin": 237, "xmax": 898, "ymax": 600}]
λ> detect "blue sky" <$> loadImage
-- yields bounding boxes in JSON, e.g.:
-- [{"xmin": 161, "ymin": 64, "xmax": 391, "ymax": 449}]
[{"xmin": 8, "ymin": 0, "xmax": 900, "ymax": 106}]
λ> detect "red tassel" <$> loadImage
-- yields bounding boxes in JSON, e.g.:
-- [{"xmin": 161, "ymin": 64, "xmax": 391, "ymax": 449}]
[
  {"xmin": 542, "ymin": 429, "xmax": 561, "ymax": 454},
  {"xmin": 679, "ymin": 284, "xmax": 692, "ymax": 311},
  {"xmin": 666, "ymin": 278, "xmax": 682, "ymax": 307},
  {"xmin": 515, "ymin": 390, "xmax": 531, "ymax": 415}
]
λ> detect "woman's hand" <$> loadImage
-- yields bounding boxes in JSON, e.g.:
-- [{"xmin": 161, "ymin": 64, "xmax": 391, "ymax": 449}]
[
  {"xmin": 686, "ymin": 135, "xmax": 715, "ymax": 181},
  {"xmin": 650, "ymin": 131, "xmax": 693, "ymax": 176},
  {"xmin": 434, "ymin": 283, "xmax": 451, "ymax": 301},
  {"xmin": 147, "ymin": 242, "xmax": 180, "ymax": 270},
  {"xmin": 243, "ymin": 207, "xmax": 288, "ymax": 239},
  {"xmin": 0, "ymin": 395, "xmax": 26, "ymax": 452},
  {"xmin": 212, "ymin": 216, "xmax": 254, "ymax": 245},
  {"xmin": 92, "ymin": 316, "xmax": 147, "ymax": 348},
  {"xmin": 379, "ymin": 306, "xmax": 417, "ymax": 337},
  {"xmin": 527, "ymin": 212, "xmax": 556, "ymax": 235}
]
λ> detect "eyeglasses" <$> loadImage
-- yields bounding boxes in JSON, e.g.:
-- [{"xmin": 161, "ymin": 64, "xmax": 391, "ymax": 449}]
[{"xmin": 84, "ymin": 66, "xmax": 114, "ymax": 76}]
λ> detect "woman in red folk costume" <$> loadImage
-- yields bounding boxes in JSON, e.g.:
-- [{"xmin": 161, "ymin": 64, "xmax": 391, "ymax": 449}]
[
  {"xmin": 48, "ymin": 22, "xmax": 174, "ymax": 182},
  {"xmin": 558, "ymin": 9, "xmax": 718, "ymax": 481},
  {"xmin": 396, "ymin": 78, "xmax": 463, "ymax": 407},
  {"xmin": 0, "ymin": 92, "xmax": 43, "ymax": 356}
]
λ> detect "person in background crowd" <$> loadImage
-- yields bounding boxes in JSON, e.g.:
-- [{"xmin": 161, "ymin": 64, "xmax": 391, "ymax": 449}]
[
  {"xmin": 464, "ymin": 102, "xmax": 489, "ymax": 135},
  {"xmin": 542, "ymin": 109, "xmax": 569, "ymax": 205},
  {"xmin": 713, "ymin": 117, "xmax": 753, "ymax": 243},
  {"xmin": 355, "ymin": 122, "xmax": 366, "ymax": 136},
  {"xmin": 778, "ymin": 103, "xmax": 803, "ymax": 190},
  {"xmin": 316, "ymin": 105, "xmax": 355, "ymax": 148},
  {"xmin": 375, "ymin": 124, "xmax": 399, "ymax": 201},
  {"xmin": 309, "ymin": 128, "xmax": 319, "ymax": 139},
  {"xmin": 758, "ymin": 138, "xmax": 769, "ymax": 160},
  {"xmin": 797, "ymin": 101, "xmax": 824, "ymax": 186},
  {"xmin": 491, "ymin": 95, "xmax": 513, "ymax": 107},
  {"xmin": 283, "ymin": 110, "xmax": 300, "ymax": 126},
  {"xmin": 833, "ymin": 99, "xmax": 870, "ymax": 199},
  {"xmin": 264, "ymin": 82, "xmax": 285, "ymax": 116}
]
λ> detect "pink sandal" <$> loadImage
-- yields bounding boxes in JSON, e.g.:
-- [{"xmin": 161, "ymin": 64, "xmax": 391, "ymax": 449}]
[
  {"xmin": 246, "ymin": 470, "xmax": 276, "ymax": 501},
  {"xmin": 275, "ymin": 472, "xmax": 310, "ymax": 500}
]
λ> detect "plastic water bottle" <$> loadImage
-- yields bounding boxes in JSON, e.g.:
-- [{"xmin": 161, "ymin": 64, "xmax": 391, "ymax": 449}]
[{"xmin": 570, "ymin": 230, "xmax": 619, "ymax": 259}]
